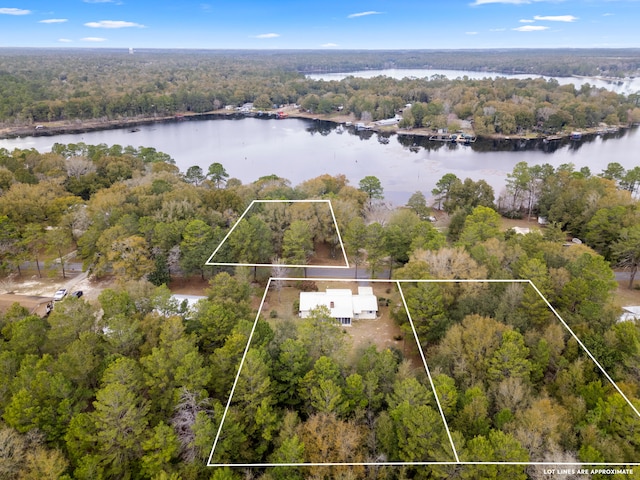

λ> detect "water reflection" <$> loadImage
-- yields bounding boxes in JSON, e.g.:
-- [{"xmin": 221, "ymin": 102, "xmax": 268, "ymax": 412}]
[{"xmin": 1, "ymin": 116, "xmax": 638, "ymax": 205}]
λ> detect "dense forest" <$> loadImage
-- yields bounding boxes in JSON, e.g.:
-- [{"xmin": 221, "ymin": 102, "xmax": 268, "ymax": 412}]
[
  {"xmin": 2, "ymin": 49, "xmax": 640, "ymax": 136},
  {"xmin": 1, "ymin": 141, "xmax": 639, "ymax": 479}
]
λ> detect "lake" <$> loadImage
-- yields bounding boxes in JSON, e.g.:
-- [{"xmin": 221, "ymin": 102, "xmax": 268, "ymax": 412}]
[
  {"xmin": 307, "ymin": 68, "xmax": 640, "ymax": 96},
  {"xmin": 1, "ymin": 116, "xmax": 638, "ymax": 205},
  {"xmin": 3, "ymin": 67, "xmax": 639, "ymax": 205}
]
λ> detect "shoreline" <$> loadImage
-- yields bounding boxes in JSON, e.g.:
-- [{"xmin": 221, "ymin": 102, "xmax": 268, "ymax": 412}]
[{"xmin": 0, "ymin": 108, "xmax": 627, "ymax": 143}]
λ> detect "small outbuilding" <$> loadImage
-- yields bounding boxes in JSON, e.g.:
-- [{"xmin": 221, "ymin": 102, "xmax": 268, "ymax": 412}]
[
  {"xmin": 299, "ymin": 287, "xmax": 378, "ymax": 326},
  {"xmin": 619, "ymin": 306, "xmax": 640, "ymax": 323}
]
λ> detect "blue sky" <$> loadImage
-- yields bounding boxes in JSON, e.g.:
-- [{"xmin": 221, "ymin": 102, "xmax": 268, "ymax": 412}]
[{"xmin": 0, "ymin": 0, "xmax": 638, "ymax": 49}]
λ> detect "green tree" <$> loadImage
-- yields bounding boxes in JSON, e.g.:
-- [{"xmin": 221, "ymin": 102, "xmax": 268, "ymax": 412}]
[
  {"xmin": 343, "ymin": 216, "xmax": 367, "ymax": 278},
  {"xmin": 65, "ymin": 357, "xmax": 149, "ymax": 478},
  {"xmin": 148, "ymin": 252, "xmax": 171, "ymax": 286},
  {"xmin": 560, "ymin": 252, "xmax": 617, "ymax": 330},
  {"xmin": 298, "ymin": 306, "xmax": 346, "ymax": 361},
  {"xmin": 44, "ymin": 296, "xmax": 97, "ymax": 354},
  {"xmin": 44, "ymin": 227, "xmax": 73, "ymax": 279},
  {"xmin": 452, "ymin": 386, "xmax": 491, "ymax": 438},
  {"xmin": 358, "ymin": 175, "xmax": 384, "ymax": 205},
  {"xmin": 385, "ymin": 209, "xmax": 421, "ymax": 271},
  {"xmin": 282, "ymin": 220, "xmax": 313, "ymax": 269},
  {"xmin": 0, "ymin": 216, "xmax": 21, "ymax": 274},
  {"xmin": 409, "ymin": 220, "xmax": 447, "ymax": 253},
  {"xmin": 140, "ymin": 422, "xmax": 180, "ymax": 478},
  {"xmin": 432, "ymin": 173, "xmax": 459, "ymax": 210},
  {"xmin": 233, "ymin": 349, "xmax": 279, "ymax": 456},
  {"xmin": 141, "ymin": 316, "xmax": 211, "ymax": 416},
  {"xmin": 389, "ymin": 401, "xmax": 453, "ymax": 462},
  {"xmin": 487, "ymin": 330, "xmax": 532, "ymax": 383},
  {"xmin": 207, "ymin": 162, "xmax": 229, "ymax": 188},
  {"xmin": 1, "ymin": 314, "xmax": 48, "ymax": 356},
  {"xmin": 505, "ymin": 161, "xmax": 533, "ymax": 214},
  {"xmin": 406, "ymin": 191, "xmax": 431, "ymax": 219},
  {"xmin": 190, "ymin": 298, "xmax": 250, "ymax": 353},
  {"xmin": 459, "ymin": 205, "xmax": 502, "ymax": 246},
  {"xmin": 180, "ymin": 219, "xmax": 216, "ymax": 279},
  {"xmin": 400, "ymin": 282, "xmax": 450, "ymax": 344},
  {"xmin": 254, "ymin": 93, "xmax": 272, "ymax": 110},
  {"xmin": 227, "ymin": 216, "xmax": 273, "ymax": 279},
  {"xmin": 584, "ymin": 205, "xmax": 634, "ymax": 260},
  {"xmin": 3, "ymin": 355, "xmax": 77, "ymax": 442},
  {"xmin": 444, "ymin": 178, "xmax": 495, "ymax": 214},
  {"xmin": 365, "ymin": 222, "xmax": 388, "ymax": 278},
  {"xmin": 611, "ymin": 225, "xmax": 640, "ymax": 289},
  {"xmin": 516, "ymin": 257, "xmax": 554, "ymax": 328},
  {"xmin": 107, "ymin": 235, "xmax": 154, "ymax": 280},
  {"xmin": 184, "ymin": 165, "xmax": 206, "ymax": 185},
  {"xmin": 600, "ymin": 162, "xmax": 626, "ymax": 183},
  {"xmin": 19, "ymin": 223, "xmax": 46, "ymax": 278}
]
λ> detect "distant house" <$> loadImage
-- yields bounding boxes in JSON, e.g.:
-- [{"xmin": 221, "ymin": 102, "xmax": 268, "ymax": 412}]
[
  {"xmin": 239, "ymin": 102, "xmax": 254, "ymax": 112},
  {"xmin": 299, "ymin": 287, "xmax": 378, "ymax": 326},
  {"xmin": 512, "ymin": 227, "xmax": 531, "ymax": 235},
  {"xmin": 375, "ymin": 115, "xmax": 402, "ymax": 126}
]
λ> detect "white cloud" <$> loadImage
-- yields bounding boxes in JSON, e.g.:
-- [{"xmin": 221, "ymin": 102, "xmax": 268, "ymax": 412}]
[
  {"xmin": 466, "ymin": 31, "xmax": 479, "ymax": 35},
  {"xmin": 603, "ymin": 13, "xmax": 614, "ymax": 17},
  {"xmin": 83, "ymin": 0, "xmax": 117, "ymax": 3},
  {"xmin": 58, "ymin": 38, "xmax": 72, "ymax": 42},
  {"xmin": 534, "ymin": 15, "xmax": 577, "ymax": 22},
  {"xmin": 254, "ymin": 33, "xmax": 280, "ymax": 38},
  {"xmin": 347, "ymin": 11, "xmax": 383, "ymax": 18},
  {"xmin": 513, "ymin": 25, "xmax": 550, "ymax": 31},
  {"xmin": 0, "ymin": 8, "xmax": 31, "ymax": 15},
  {"xmin": 321, "ymin": 43, "xmax": 339, "ymax": 47},
  {"xmin": 39, "ymin": 18, "xmax": 68, "ymax": 24},
  {"xmin": 85, "ymin": 20, "xmax": 144, "ymax": 28},
  {"xmin": 82, "ymin": 37, "xmax": 107, "ymax": 42},
  {"xmin": 519, "ymin": 19, "xmax": 535, "ymax": 23},
  {"xmin": 489, "ymin": 28, "xmax": 506, "ymax": 31}
]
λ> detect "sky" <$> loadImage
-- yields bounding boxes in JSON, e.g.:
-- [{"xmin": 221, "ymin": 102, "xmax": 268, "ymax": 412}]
[{"xmin": 0, "ymin": 0, "xmax": 639, "ymax": 50}]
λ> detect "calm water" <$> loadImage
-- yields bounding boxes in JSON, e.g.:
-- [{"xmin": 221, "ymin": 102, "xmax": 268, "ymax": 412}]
[
  {"xmin": 1, "ymin": 116, "xmax": 638, "ymax": 205},
  {"xmin": 307, "ymin": 68, "xmax": 640, "ymax": 95},
  {"xmin": 3, "ymin": 68, "xmax": 639, "ymax": 204}
]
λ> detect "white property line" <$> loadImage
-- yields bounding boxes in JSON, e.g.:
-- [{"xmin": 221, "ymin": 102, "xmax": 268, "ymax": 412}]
[
  {"xmin": 528, "ymin": 280, "xmax": 640, "ymax": 420},
  {"xmin": 205, "ymin": 199, "xmax": 350, "ymax": 269},
  {"xmin": 209, "ymin": 462, "xmax": 640, "ymax": 467},
  {"xmin": 207, "ymin": 277, "xmax": 640, "ymax": 468},
  {"xmin": 207, "ymin": 276, "xmax": 274, "ymax": 467},
  {"xmin": 396, "ymin": 281, "xmax": 460, "ymax": 463}
]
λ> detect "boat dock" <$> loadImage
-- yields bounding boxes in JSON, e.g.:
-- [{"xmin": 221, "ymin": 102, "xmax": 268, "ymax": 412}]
[{"xmin": 428, "ymin": 133, "xmax": 476, "ymax": 144}]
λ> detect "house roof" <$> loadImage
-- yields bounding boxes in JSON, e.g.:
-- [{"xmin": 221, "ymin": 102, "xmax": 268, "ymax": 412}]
[
  {"xmin": 300, "ymin": 287, "xmax": 378, "ymax": 319},
  {"xmin": 354, "ymin": 286, "xmax": 378, "ymax": 313},
  {"xmin": 300, "ymin": 290, "xmax": 354, "ymax": 318}
]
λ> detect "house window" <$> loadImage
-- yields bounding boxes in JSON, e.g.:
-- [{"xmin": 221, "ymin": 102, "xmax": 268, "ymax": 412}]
[
  {"xmin": 330, "ymin": 301, "xmax": 334, "ymax": 308},
  {"xmin": 337, "ymin": 317, "xmax": 351, "ymax": 326}
]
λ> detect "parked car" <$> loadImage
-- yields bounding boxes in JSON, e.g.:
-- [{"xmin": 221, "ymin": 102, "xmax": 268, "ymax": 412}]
[
  {"xmin": 53, "ymin": 288, "xmax": 67, "ymax": 301},
  {"xmin": 71, "ymin": 290, "xmax": 83, "ymax": 298}
]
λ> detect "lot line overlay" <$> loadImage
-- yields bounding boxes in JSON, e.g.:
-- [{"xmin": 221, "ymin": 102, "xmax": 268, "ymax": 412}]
[
  {"xmin": 207, "ymin": 277, "xmax": 640, "ymax": 468},
  {"xmin": 204, "ymin": 199, "xmax": 349, "ymax": 269}
]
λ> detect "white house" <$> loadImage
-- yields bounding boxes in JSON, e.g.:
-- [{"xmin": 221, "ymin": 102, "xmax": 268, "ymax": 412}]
[
  {"xmin": 375, "ymin": 115, "xmax": 402, "ymax": 126},
  {"xmin": 299, "ymin": 287, "xmax": 378, "ymax": 326}
]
